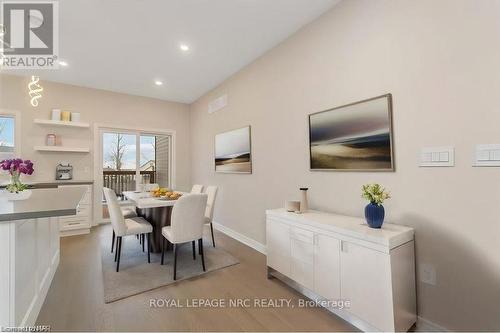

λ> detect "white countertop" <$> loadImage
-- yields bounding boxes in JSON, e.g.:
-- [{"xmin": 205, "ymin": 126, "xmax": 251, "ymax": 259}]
[
  {"xmin": 266, "ymin": 208, "xmax": 414, "ymax": 249},
  {"xmin": 0, "ymin": 180, "xmax": 94, "ymax": 189},
  {"xmin": 0, "ymin": 187, "xmax": 87, "ymax": 222},
  {"xmin": 36, "ymin": 180, "xmax": 94, "ymax": 185}
]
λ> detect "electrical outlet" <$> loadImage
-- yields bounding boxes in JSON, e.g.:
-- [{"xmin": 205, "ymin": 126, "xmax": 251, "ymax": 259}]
[{"xmin": 419, "ymin": 263, "xmax": 437, "ymax": 285}]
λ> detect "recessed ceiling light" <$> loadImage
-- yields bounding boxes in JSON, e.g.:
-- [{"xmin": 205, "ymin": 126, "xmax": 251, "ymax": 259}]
[
  {"xmin": 58, "ymin": 60, "xmax": 68, "ymax": 67},
  {"xmin": 179, "ymin": 44, "xmax": 190, "ymax": 52},
  {"xmin": 154, "ymin": 80, "xmax": 163, "ymax": 86}
]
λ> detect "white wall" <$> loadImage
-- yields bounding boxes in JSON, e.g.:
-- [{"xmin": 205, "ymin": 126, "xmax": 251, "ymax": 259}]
[
  {"xmin": 189, "ymin": 0, "xmax": 500, "ymax": 330},
  {"xmin": 0, "ymin": 74, "xmax": 191, "ymax": 190}
]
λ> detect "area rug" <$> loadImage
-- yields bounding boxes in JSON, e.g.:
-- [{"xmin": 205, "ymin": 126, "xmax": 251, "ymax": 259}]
[{"xmin": 100, "ymin": 230, "xmax": 239, "ymax": 303}]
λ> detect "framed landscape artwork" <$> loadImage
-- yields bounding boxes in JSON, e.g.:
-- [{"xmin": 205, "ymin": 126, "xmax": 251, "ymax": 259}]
[
  {"xmin": 309, "ymin": 94, "xmax": 394, "ymax": 171},
  {"xmin": 215, "ymin": 126, "xmax": 252, "ymax": 173}
]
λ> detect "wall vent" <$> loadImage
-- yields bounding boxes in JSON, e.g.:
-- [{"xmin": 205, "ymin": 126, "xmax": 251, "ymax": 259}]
[{"xmin": 208, "ymin": 94, "xmax": 227, "ymax": 114}]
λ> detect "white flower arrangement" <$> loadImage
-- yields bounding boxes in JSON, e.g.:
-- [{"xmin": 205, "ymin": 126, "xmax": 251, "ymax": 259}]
[{"xmin": 361, "ymin": 183, "xmax": 391, "ymax": 206}]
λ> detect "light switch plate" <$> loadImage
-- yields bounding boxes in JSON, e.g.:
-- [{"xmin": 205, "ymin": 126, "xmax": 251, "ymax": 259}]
[
  {"xmin": 474, "ymin": 144, "xmax": 500, "ymax": 167},
  {"xmin": 420, "ymin": 146, "xmax": 454, "ymax": 167}
]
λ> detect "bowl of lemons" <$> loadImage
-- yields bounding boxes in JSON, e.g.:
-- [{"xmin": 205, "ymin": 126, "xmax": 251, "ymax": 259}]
[{"xmin": 152, "ymin": 188, "xmax": 182, "ymax": 200}]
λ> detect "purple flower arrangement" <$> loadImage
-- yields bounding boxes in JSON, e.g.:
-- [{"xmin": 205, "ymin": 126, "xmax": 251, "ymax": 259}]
[{"xmin": 0, "ymin": 158, "xmax": 34, "ymax": 193}]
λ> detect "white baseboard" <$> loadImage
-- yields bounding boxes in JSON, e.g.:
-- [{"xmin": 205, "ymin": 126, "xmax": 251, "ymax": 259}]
[
  {"xmin": 212, "ymin": 221, "xmax": 266, "ymax": 255},
  {"xmin": 416, "ymin": 315, "xmax": 448, "ymax": 332},
  {"xmin": 21, "ymin": 250, "xmax": 60, "ymax": 326}
]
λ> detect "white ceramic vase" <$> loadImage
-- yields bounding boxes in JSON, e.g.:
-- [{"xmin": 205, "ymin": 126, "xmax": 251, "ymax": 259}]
[
  {"xmin": 1, "ymin": 189, "xmax": 32, "ymax": 201},
  {"xmin": 299, "ymin": 187, "xmax": 309, "ymax": 213}
]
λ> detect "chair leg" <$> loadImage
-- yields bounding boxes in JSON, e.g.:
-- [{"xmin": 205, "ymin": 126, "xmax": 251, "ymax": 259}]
[
  {"xmin": 210, "ymin": 223, "xmax": 216, "ymax": 247},
  {"xmin": 116, "ymin": 237, "xmax": 122, "ymax": 272},
  {"xmin": 173, "ymin": 244, "xmax": 178, "ymax": 280},
  {"xmin": 142, "ymin": 234, "xmax": 145, "ymax": 252},
  {"xmin": 199, "ymin": 238, "xmax": 206, "ymax": 271},
  {"xmin": 114, "ymin": 235, "xmax": 119, "ymax": 262},
  {"xmin": 192, "ymin": 241, "xmax": 196, "ymax": 260},
  {"xmin": 161, "ymin": 238, "xmax": 166, "ymax": 265},
  {"xmin": 147, "ymin": 233, "xmax": 151, "ymax": 264},
  {"xmin": 111, "ymin": 230, "xmax": 115, "ymax": 253}
]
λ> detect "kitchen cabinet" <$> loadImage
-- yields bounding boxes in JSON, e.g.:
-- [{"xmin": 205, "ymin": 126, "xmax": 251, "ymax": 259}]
[
  {"xmin": 0, "ymin": 187, "xmax": 85, "ymax": 327},
  {"xmin": 59, "ymin": 184, "xmax": 92, "ymax": 236}
]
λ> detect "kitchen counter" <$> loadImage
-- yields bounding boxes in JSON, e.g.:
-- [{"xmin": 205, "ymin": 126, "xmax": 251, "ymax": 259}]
[
  {"xmin": 0, "ymin": 186, "xmax": 88, "ymax": 327},
  {"xmin": 0, "ymin": 180, "xmax": 94, "ymax": 189},
  {"xmin": 0, "ymin": 187, "xmax": 87, "ymax": 222}
]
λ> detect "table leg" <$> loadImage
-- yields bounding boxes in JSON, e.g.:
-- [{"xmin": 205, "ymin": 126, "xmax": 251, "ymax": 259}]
[{"xmin": 137, "ymin": 206, "xmax": 172, "ymax": 253}]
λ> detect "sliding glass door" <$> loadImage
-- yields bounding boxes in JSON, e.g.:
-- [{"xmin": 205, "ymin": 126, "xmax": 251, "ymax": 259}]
[
  {"xmin": 140, "ymin": 134, "xmax": 171, "ymax": 189},
  {"xmin": 99, "ymin": 128, "xmax": 172, "ymax": 221},
  {"xmin": 102, "ymin": 131, "xmax": 137, "ymax": 197}
]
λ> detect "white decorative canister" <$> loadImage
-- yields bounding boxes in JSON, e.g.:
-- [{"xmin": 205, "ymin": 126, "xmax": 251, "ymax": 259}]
[
  {"xmin": 299, "ymin": 187, "xmax": 309, "ymax": 213},
  {"xmin": 51, "ymin": 109, "xmax": 61, "ymax": 121},
  {"xmin": 71, "ymin": 112, "xmax": 81, "ymax": 122}
]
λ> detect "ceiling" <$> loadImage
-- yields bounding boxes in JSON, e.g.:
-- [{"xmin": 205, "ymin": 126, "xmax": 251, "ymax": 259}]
[{"xmin": 2, "ymin": 0, "xmax": 340, "ymax": 103}]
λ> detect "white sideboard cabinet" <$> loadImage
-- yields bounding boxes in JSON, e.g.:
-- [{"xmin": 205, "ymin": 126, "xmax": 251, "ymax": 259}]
[{"xmin": 266, "ymin": 209, "xmax": 416, "ymax": 332}]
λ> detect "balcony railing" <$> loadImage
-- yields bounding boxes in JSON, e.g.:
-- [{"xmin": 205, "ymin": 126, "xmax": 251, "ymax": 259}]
[{"xmin": 103, "ymin": 170, "xmax": 155, "ymax": 196}]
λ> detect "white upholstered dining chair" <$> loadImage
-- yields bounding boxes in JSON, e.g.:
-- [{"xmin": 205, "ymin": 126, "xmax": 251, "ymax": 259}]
[
  {"xmin": 121, "ymin": 206, "xmax": 137, "ymax": 219},
  {"xmin": 118, "ymin": 197, "xmax": 141, "ymax": 245},
  {"xmin": 204, "ymin": 186, "xmax": 218, "ymax": 247},
  {"xmin": 135, "ymin": 182, "xmax": 158, "ymax": 247},
  {"xmin": 191, "ymin": 184, "xmax": 204, "ymax": 193},
  {"xmin": 106, "ymin": 192, "xmax": 138, "ymax": 242},
  {"xmin": 160, "ymin": 193, "xmax": 208, "ymax": 280},
  {"xmin": 103, "ymin": 187, "xmax": 153, "ymax": 272}
]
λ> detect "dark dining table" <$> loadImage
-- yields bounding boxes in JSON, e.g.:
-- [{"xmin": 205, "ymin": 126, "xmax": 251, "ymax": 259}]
[{"xmin": 122, "ymin": 191, "xmax": 179, "ymax": 253}]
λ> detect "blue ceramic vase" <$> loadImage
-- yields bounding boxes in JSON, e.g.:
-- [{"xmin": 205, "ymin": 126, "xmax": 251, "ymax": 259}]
[{"xmin": 365, "ymin": 202, "xmax": 385, "ymax": 228}]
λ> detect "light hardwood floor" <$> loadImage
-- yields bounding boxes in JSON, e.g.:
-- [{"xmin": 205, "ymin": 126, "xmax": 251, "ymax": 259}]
[{"xmin": 36, "ymin": 224, "xmax": 357, "ymax": 331}]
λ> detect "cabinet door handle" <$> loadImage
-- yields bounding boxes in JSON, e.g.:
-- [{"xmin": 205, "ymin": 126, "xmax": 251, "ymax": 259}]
[{"xmin": 341, "ymin": 240, "xmax": 348, "ymax": 253}]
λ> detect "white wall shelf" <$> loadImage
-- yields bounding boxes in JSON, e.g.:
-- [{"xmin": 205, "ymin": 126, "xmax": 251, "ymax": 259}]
[
  {"xmin": 34, "ymin": 146, "xmax": 90, "ymax": 153},
  {"xmin": 34, "ymin": 119, "xmax": 90, "ymax": 128}
]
